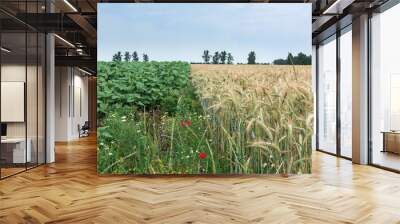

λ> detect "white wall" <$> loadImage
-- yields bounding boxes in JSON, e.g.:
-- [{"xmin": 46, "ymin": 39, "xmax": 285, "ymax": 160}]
[
  {"xmin": 70, "ymin": 72, "xmax": 89, "ymax": 138},
  {"xmin": 55, "ymin": 66, "xmax": 69, "ymax": 141},
  {"xmin": 1, "ymin": 65, "xmax": 39, "ymax": 136},
  {"xmin": 55, "ymin": 67, "xmax": 89, "ymax": 141},
  {"xmin": 1, "ymin": 65, "xmax": 26, "ymax": 140}
]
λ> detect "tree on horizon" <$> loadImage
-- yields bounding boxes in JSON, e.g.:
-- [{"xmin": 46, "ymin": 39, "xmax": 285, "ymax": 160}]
[
  {"xmin": 212, "ymin": 51, "xmax": 220, "ymax": 64},
  {"xmin": 293, "ymin": 52, "xmax": 311, "ymax": 65},
  {"xmin": 286, "ymin": 53, "xmax": 294, "ymax": 65},
  {"xmin": 202, "ymin": 50, "xmax": 211, "ymax": 64},
  {"xmin": 143, "ymin": 54, "xmax": 149, "ymax": 62},
  {"xmin": 124, "ymin": 51, "xmax": 131, "ymax": 62},
  {"xmin": 220, "ymin": 51, "xmax": 227, "ymax": 64},
  {"xmin": 247, "ymin": 51, "xmax": 256, "ymax": 64},
  {"xmin": 112, "ymin": 51, "xmax": 122, "ymax": 62},
  {"xmin": 272, "ymin": 52, "xmax": 311, "ymax": 65},
  {"xmin": 132, "ymin": 51, "xmax": 139, "ymax": 62},
  {"xmin": 227, "ymin": 53, "xmax": 234, "ymax": 64}
]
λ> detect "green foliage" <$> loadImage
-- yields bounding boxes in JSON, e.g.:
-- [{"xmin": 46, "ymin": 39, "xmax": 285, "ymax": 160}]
[
  {"xmin": 212, "ymin": 51, "xmax": 220, "ymax": 64},
  {"xmin": 97, "ymin": 90, "xmax": 212, "ymax": 174},
  {"xmin": 202, "ymin": 50, "xmax": 211, "ymax": 64},
  {"xmin": 143, "ymin": 54, "xmax": 149, "ymax": 62},
  {"xmin": 159, "ymin": 84, "xmax": 203, "ymax": 115},
  {"xmin": 97, "ymin": 61, "xmax": 191, "ymax": 119},
  {"xmin": 227, "ymin": 53, "xmax": 234, "ymax": 64},
  {"xmin": 247, "ymin": 51, "xmax": 256, "ymax": 64},
  {"xmin": 124, "ymin": 51, "xmax": 131, "ymax": 62},
  {"xmin": 97, "ymin": 62, "xmax": 208, "ymax": 174},
  {"xmin": 204, "ymin": 50, "xmax": 233, "ymax": 64},
  {"xmin": 112, "ymin": 51, "xmax": 122, "ymax": 62},
  {"xmin": 293, "ymin": 52, "xmax": 312, "ymax": 65},
  {"xmin": 220, "ymin": 51, "xmax": 227, "ymax": 64},
  {"xmin": 272, "ymin": 59, "xmax": 287, "ymax": 65},
  {"xmin": 273, "ymin": 52, "xmax": 311, "ymax": 65},
  {"xmin": 132, "ymin": 51, "xmax": 139, "ymax": 62},
  {"xmin": 287, "ymin": 53, "xmax": 294, "ymax": 65}
]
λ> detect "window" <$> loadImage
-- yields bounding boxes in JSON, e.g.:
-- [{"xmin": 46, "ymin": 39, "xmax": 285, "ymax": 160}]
[
  {"xmin": 317, "ymin": 35, "xmax": 337, "ymax": 154},
  {"xmin": 339, "ymin": 27, "xmax": 352, "ymax": 158},
  {"xmin": 0, "ymin": 2, "xmax": 46, "ymax": 179},
  {"xmin": 370, "ymin": 3, "xmax": 400, "ymax": 171}
]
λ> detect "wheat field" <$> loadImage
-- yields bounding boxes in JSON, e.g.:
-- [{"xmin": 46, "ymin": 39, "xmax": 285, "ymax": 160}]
[{"xmin": 191, "ymin": 64, "xmax": 313, "ymax": 174}]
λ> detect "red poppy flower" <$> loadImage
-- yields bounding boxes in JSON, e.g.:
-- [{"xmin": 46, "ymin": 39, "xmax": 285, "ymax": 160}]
[
  {"xmin": 199, "ymin": 152, "xmax": 207, "ymax": 159},
  {"xmin": 180, "ymin": 120, "xmax": 192, "ymax": 127}
]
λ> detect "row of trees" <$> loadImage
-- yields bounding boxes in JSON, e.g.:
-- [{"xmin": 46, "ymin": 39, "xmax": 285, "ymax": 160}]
[
  {"xmin": 112, "ymin": 51, "xmax": 149, "ymax": 62},
  {"xmin": 201, "ymin": 50, "xmax": 257, "ymax": 64},
  {"xmin": 272, "ymin": 52, "xmax": 311, "ymax": 65},
  {"xmin": 202, "ymin": 50, "xmax": 235, "ymax": 64},
  {"xmin": 201, "ymin": 51, "xmax": 310, "ymax": 65},
  {"xmin": 111, "ymin": 50, "xmax": 311, "ymax": 65}
]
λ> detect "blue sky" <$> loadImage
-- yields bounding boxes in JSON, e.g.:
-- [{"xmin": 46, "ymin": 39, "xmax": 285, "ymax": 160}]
[{"xmin": 98, "ymin": 3, "xmax": 311, "ymax": 63}]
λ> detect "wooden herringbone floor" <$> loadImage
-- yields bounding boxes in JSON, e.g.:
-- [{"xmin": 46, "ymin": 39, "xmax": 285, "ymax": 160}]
[{"xmin": 1, "ymin": 136, "xmax": 400, "ymax": 224}]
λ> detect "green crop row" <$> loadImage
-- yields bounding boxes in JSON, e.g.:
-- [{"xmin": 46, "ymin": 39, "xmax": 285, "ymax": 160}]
[{"xmin": 97, "ymin": 61, "xmax": 191, "ymax": 120}]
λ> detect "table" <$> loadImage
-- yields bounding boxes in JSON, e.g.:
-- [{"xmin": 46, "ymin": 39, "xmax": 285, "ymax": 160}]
[
  {"xmin": 381, "ymin": 131, "xmax": 400, "ymax": 154},
  {"xmin": 1, "ymin": 138, "xmax": 31, "ymax": 164}
]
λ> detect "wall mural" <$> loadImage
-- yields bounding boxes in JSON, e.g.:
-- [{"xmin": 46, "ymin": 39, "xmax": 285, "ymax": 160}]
[{"xmin": 97, "ymin": 3, "xmax": 313, "ymax": 175}]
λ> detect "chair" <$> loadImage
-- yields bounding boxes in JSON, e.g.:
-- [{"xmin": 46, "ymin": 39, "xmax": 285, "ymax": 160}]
[{"xmin": 79, "ymin": 121, "xmax": 90, "ymax": 138}]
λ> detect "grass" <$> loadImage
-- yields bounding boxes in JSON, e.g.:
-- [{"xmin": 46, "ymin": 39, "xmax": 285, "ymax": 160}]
[{"xmin": 98, "ymin": 64, "xmax": 313, "ymax": 175}]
